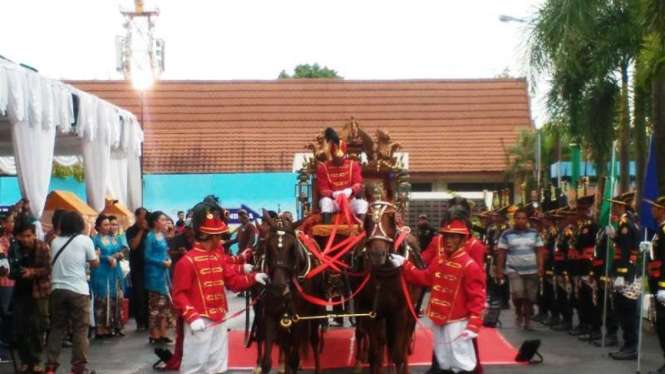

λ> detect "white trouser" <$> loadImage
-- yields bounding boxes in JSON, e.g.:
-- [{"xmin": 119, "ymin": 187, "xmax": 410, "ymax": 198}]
[
  {"xmin": 433, "ymin": 320, "xmax": 477, "ymax": 373},
  {"xmin": 181, "ymin": 319, "xmax": 228, "ymax": 374},
  {"xmin": 319, "ymin": 197, "xmax": 368, "ymax": 215}
]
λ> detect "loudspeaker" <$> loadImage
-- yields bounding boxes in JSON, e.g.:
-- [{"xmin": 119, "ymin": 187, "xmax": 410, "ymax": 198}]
[
  {"xmin": 515, "ymin": 339, "xmax": 543, "ymax": 364},
  {"xmin": 483, "ymin": 302, "xmax": 502, "ymax": 328}
]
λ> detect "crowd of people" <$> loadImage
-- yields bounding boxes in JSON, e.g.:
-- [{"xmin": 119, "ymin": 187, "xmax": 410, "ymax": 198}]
[
  {"xmin": 0, "ymin": 199, "xmax": 258, "ymax": 374},
  {"xmin": 410, "ymin": 192, "xmax": 665, "ymax": 374}
]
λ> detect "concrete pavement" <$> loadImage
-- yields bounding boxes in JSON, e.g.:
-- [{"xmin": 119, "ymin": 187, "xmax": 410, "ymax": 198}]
[{"xmin": 1, "ymin": 291, "xmax": 663, "ymax": 374}]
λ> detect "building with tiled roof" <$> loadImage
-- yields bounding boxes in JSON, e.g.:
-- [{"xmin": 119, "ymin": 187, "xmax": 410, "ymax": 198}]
[{"xmin": 70, "ymin": 79, "xmax": 533, "ymax": 191}]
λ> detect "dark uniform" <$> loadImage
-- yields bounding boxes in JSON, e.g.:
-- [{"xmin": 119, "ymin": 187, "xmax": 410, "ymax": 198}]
[
  {"xmin": 552, "ymin": 220, "xmax": 574, "ymax": 331},
  {"xmin": 590, "ymin": 226, "xmax": 619, "ymax": 347},
  {"xmin": 489, "ymin": 218, "xmax": 510, "ymax": 307},
  {"xmin": 417, "ymin": 223, "xmax": 437, "ymax": 253},
  {"xmin": 609, "ymin": 207, "xmax": 641, "ymax": 360},
  {"xmin": 539, "ymin": 222, "xmax": 559, "ymax": 325},
  {"xmin": 646, "ymin": 196, "xmax": 665, "ymax": 371},
  {"xmin": 572, "ymin": 216, "xmax": 599, "ymax": 339}
]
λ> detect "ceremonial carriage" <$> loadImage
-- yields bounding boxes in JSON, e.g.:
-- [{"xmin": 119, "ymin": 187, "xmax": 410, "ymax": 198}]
[{"xmin": 249, "ymin": 120, "xmax": 424, "ymax": 374}]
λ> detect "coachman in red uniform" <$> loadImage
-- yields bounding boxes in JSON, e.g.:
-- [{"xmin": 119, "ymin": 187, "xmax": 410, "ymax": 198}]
[
  {"xmin": 391, "ymin": 219, "xmax": 486, "ymax": 374},
  {"xmin": 172, "ymin": 204, "xmax": 268, "ymax": 374},
  {"xmin": 316, "ymin": 127, "xmax": 367, "ymax": 224}
]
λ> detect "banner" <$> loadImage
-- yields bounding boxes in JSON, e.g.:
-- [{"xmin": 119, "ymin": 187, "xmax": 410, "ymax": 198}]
[{"xmin": 640, "ymin": 137, "xmax": 658, "ymax": 236}]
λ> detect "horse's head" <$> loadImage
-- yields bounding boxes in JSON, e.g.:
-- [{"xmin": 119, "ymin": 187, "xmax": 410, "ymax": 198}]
[
  {"xmin": 364, "ymin": 201, "xmax": 397, "ymax": 268},
  {"xmin": 262, "ymin": 210, "xmax": 306, "ymax": 294}
]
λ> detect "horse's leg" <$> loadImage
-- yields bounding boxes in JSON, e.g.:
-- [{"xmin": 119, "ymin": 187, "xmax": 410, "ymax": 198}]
[
  {"xmin": 255, "ymin": 303, "xmax": 264, "ymax": 374},
  {"xmin": 310, "ymin": 320, "xmax": 323, "ymax": 374},
  {"xmin": 368, "ymin": 318, "xmax": 386, "ymax": 374},
  {"xmin": 261, "ymin": 317, "xmax": 276, "ymax": 374},
  {"xmin": 353, "ymin": 320, "xmax": 366, "ymax": 374},
  {"xmin": 388, "ymin": 309, "xmax": 410, "ymax": 374}
]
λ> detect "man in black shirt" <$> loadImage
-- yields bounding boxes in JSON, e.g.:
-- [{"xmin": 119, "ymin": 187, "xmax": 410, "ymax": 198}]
[
  {"xmin": 168, "ymin": 219, "xmax": 195, "ymax": 275},
  {"xmin": 416, "ymin": 214, "xmax": 436, "ymax": 251},
  {"xmin": 125, "ymin": 207, "xmax": 150, "ymax": 331}
]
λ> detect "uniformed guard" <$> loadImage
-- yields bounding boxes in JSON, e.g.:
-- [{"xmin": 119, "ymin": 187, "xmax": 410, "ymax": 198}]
[
  {"xmin": 645, "ymin": 196, "xmax": 665, "ymax": 373},
  {"xmin": 607, "ymin": 192, "xmax": 640, "ymax": 361},
  {"xmin": 172, "ymin": 203, "xmax": 269, "ymax": 374},
  {"xmin": 316, "ymin": 127, "xmax": 367, "ymax": 224},
  {"xmin": 590, "ymin": 216, "xmax": 619, "ymax": 347},
  {"xmin": 572, "ymin": 195, "xmax": 600, "ymax": 341},
  {"xmin": 491, "ymin": 206, "xmax": 511, "ymax": 309},
  {"xmin": 391, "ymin": 219, "xmax": 486, "ymax": 374},
  {"xmin": 551, "ymin": 208, "xmax": 575, "ymax": 332},
  {"xmin": 538, "ymin": 212, "xmax": 559, "ymax": 326}
]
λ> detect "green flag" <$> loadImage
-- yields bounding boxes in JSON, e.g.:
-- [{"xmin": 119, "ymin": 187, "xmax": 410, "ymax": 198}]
[
  {"xmin": 599, "ymin": 143, "xmax": 617, "ymax": 228},
  {"xmin": 571, "ymin": 143, "xmax": 581, "ymax": 189}
]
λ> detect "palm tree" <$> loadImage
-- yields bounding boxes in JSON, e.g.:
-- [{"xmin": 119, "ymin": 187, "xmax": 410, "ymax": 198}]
[{"xmin": 639, "ymin": 0, "xmax": 665, "ymax": 194}]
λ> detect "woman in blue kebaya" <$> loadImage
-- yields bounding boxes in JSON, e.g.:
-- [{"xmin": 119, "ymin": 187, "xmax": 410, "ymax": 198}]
[
  {"xmin": 144, "ymin": 211, "xmax": 173, "ymax": 344},
  {"xmin": 90, "ymin": 214, "xmax": 126, "ymax": 338}
]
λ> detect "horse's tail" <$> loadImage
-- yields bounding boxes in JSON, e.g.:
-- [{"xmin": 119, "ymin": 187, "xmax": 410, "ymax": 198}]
[{"xmin": 299, "ymin": 321, "xmax": 311, "ymax": 361}]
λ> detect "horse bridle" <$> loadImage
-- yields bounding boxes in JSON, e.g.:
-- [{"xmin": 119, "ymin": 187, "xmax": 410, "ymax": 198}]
[
  {"xmin": 366, "ymin": 201, "xmax": 397, "ymax": 244},
  {"xmin": 265, "ymin": 225, "xmax": 311, "ymax": 279}
]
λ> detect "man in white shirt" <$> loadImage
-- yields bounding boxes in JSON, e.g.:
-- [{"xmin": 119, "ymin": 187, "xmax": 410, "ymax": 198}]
[{"xmin": 45, "ymin": 211, "xmax": 99, "ymax": 374}]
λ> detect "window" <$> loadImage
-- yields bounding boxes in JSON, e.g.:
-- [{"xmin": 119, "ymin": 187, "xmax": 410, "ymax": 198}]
[{"xmin": 411, "ymin": 182, "xmax": 433, "ymax": 192}]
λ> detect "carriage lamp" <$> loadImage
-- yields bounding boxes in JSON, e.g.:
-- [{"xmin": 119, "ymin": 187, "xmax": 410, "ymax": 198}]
[
  {"xmin": 296, "ymin": 178, "xmax": 312, "ymax": 219},
  {"xmin": 397, "ymin": 180, "xmax": 411, "ymax": 209}
]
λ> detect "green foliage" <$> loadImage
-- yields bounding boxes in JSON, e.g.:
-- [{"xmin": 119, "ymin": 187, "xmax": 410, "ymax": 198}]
[
  {"xmin": 52, "ymin": 164, "xmax": 85, "ymax": 183},
  {"xmin": 278, "ymin": 64, "xmax": 342, "ymax": 79}
]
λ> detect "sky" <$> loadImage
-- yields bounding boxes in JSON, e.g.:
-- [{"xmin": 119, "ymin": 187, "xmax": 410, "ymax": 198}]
[{"xmin": 1, "ymin": 0, "xmax": 547, "ymax": 125}]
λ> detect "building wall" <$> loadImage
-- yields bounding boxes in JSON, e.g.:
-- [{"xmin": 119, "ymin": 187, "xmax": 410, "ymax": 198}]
[{"xmin": 0, "ymin": 173, "xmax": 298, "ymax": 218}]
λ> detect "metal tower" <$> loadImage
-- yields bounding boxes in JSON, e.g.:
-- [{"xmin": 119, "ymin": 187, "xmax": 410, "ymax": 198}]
[{"xmin": 116, "ymin": 0, "xmax": 164, "ymax": 89}]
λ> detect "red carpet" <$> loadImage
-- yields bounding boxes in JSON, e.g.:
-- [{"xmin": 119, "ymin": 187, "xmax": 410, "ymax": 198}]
[{"xmin": 228, "ymin": 327, "xmax": 518, "ymax": 369}]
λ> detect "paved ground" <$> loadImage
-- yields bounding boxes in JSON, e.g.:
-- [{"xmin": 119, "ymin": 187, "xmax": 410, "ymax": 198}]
[{"xmin": 1, "ymin": 292, "xmax": 663, "ymax": 374}]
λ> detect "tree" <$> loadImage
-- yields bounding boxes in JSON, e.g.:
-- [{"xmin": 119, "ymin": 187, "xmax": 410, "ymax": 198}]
[
  {"xmin": 525, "ymin": 0, "xmax": 648, "ymax": 198},
  {"xmin": 278, "ymin": 64, "xmax": 342, "ymax": 79}
]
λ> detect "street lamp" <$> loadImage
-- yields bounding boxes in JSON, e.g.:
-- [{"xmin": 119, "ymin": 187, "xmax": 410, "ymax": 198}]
[{"xmin": 499, "ymin": 14, "xmax": 527, "ymax": 23}]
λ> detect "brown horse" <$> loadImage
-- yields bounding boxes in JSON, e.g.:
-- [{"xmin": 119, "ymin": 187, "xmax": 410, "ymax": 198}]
[
  {"xmin": 353, "ymin": 201, "xmax": 423, "ymax": 374},
  {"xmin": 258, "ymin": 212, "xmax": 326, "ymax": 374}
]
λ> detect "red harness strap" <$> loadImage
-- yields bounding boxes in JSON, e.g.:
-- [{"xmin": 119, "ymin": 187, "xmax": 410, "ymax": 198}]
[
  {"xmin": 307, "ymin": 232, "xmax": 366, "ymax": 278},
  {"xmin": 292, "ymin": 272, "xmax": 371, "ymax": 307},
  {"xmin": 298, "ymin": 233, "xmax": 344, "ymax": 272}
]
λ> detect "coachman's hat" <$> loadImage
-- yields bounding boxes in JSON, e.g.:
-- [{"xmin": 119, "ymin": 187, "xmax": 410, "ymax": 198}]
[
  {"xmin": 645, "ymin": 196, "xmax": 665, "ymax": 210},
  {"xmin": 199, "ymin": 212, "xmax": 229, "ymax": 235},
  {"xmin": 440, "ymin": 219, "xmax": 470, "ymax": 236}
]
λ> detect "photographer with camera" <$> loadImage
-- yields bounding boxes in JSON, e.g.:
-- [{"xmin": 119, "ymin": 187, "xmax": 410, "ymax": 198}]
[{"xmin": 8, "ymin": 220, "xmax": 51, "ymax": 374}]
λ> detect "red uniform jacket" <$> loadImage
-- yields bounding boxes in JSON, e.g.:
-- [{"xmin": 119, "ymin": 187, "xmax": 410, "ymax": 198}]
[
  {"xmin": 173, "ymin": 243, "xmax": 256, "ymax": 324},
  {"xmin": 422, "ymin": 235, "xmax": 486, "ymax": 270},
  {"xmin": 316, "ymin": 159, "xmax": 363, "ymax": 198},
  {"xmin": 403, "ymin": 248, "xmax": 485, "ymax": 333}
]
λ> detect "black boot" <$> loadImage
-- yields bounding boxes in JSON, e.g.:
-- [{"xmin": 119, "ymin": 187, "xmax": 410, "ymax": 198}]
[
  {"xmin": 322, "ymin": 213, "xmax": 332, "ymax": 224},
  {"xmin": 578, "ymin": 331, "xmax": 602, "ymax": 342},
  {"xmin": 545, "ymin": 315, "xmax": 560, "ymax": 326},
  {"xmin": 424, "ymin": 353, "xmax": 441, "ymax": 374},
  {"xmin": 551, "ymin": 320, "xmax": 572, "ymax": 332},
  {"xmin": 591, "ymin": 334, "xmax": 618, "ymax": 347},
  {"xmin": 610, "ymin": 346, "xmax": 637, "ymax": 360}
]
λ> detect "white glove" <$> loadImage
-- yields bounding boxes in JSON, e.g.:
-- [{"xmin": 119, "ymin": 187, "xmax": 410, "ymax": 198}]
[
  {"xmin": 342, "ymin": 188, "xmax": 353, "ymax": 198},
  {"xmin": 457, "ymin": 329, "xmax": 478, "ymax": 341},
  {"xmin": 389, "ymin": 254, "xmax": 406, "ymax": 268},
  {"xmin": 255, "ymin": 273, "xmax": 269, "ymax": 285},
  {"xmin": 614, "ymin": 276, "xmax": 625, "ymax": 290},
  {"xmin": 605, "ymin": 225, "xmax": 615, "ymax": 236},
  {"xmin": 332, "ymin": 191, "xmax": 341, "ymax": 199},
  {"xmin": 190, "ymin": 318, "xmax": 206, "ymax": 333},
  {"xmin": 640, "ymin": 241, "xmax": 652, "ymax": 254},
  {"xmin": 657, "ymin": 290, "xmax": 665, "ymax": 305},
  {"xmin": 243, "ymin": 264, "xmax": 254, "ymax": 275}
]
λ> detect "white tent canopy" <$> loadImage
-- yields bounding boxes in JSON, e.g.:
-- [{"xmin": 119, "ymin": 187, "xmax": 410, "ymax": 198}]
[{"xmin": 0, "ymin": 58, "xmax": 144, "ymax": 216}]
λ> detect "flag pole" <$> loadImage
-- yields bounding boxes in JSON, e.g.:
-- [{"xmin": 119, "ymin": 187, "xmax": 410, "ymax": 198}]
[
  {"xmin": 636, "ymin": 229, "xmax": 648, "ymax": 374},
  {"xmin": 601, "ymin": 141, "xmax": 617, "ymax": 349}
]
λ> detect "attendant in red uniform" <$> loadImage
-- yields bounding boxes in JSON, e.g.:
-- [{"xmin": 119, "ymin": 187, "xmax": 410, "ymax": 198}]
[
  {"xmin": 172, "ymin": 204, "xmax": 268, "ymax": 374},
  {"xmin": 422, "ymin": 226, "xmax": 486, "ymax": 271},
  {"xmin": 391, "ymin": 219, "xmax": 486, "ymax": 374},
  {"xmin": 316, "ymin": 127, "xmax": 367, "ymax": 224}
]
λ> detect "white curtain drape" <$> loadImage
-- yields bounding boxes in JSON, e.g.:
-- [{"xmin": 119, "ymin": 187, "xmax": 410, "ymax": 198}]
[
  {"xmin": 80, "ymin": 93, "xmax": 112, "ymax": 213},
  {"xmin": 0, "ymin": 156, "xmax": 82, "ymax": 175},
  {"xmin": 127, "ymin": 115, "xmax": 143, "ymax": 211},
  {"xmin": 107, "ymin": 150, "xmax": 129, "ymax": 206},
  {"xmin": 5, "ymin": 64, "xmax": 56, "ymax": 219}
]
